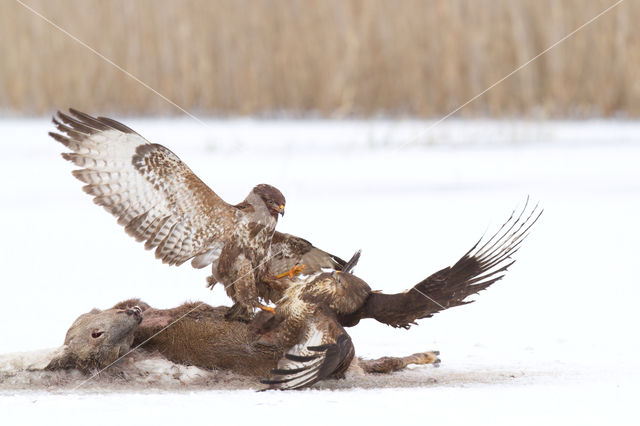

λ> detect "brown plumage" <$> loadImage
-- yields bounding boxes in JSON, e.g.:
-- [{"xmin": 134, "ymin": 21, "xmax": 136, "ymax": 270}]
[
  {"xmin": 250, "ymin": 250, "xmax": 363, "ymax": 389},
  {"xmin": 50, "ymin": 109, "xmax": 286, "ymax": 320},
  {"xmin": 257, "ymin": 201, "xmax": 541, "ymax": 388},
  {"xmin": 267, "ymin": 232, "xmax": 349, "ymax": 277},
  {"xmin": 259, "ymin": 305, "xmax": 356, "ymax": 390},
  {"xmin": 342, "ymin": 200, "xmax": 543, "ymax": 328}
]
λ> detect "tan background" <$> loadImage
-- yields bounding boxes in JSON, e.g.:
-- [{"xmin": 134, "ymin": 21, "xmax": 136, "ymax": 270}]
[{"xmin": 1, "ymin": 0, "xmax": 637, "ymax": 117}]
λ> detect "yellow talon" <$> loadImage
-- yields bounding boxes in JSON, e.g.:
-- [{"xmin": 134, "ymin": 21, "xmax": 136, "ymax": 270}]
[
  {"xmin": 259, "ymin": 304, "xmax": 276, "ymax": 315},
  {"xmin": 275, "ymin": 264, "xmax": 306, "ymax": 279}
]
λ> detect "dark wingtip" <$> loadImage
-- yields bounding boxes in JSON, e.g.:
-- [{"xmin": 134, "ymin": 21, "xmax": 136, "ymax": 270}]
[
  {"xmin": 67, "ymin": 107, "xmax": 85, "ymax": 117},
  {"xmin": 48, "ymin": 131, "xmax": 68, "ymax": 145},
  {"xmin": 341, "ymin": 249, "xmax": 362, "ymax": 274},
  {"xmin": 97, "ymin": 116, "xmax": 137, "ymax": 134},
  {"xmin": 284, "ymin": 353, "xmax": 320, "ymax": 362}
]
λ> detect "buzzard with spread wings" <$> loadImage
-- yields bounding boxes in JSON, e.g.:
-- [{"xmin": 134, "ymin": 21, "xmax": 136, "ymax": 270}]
[
  {"xmin": 260, "ymin": 202, "xmax": 541, "ymax": 389},
  {"xmin": 50, "ymin": 109, "xmax": 291, "ymax": 320}
]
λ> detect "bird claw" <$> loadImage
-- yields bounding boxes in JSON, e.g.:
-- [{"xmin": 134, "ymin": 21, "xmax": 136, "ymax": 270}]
[
  {"xmin": 275, "ymin": 264, "xmax": 306, "ymax": 279},
  {"xmin": 258, "ymin": 304, "xmax": 276, "ymax": 315},
  {"xmin": 263, "ymin": 264, "xmax": 306, "ymax": 292}
]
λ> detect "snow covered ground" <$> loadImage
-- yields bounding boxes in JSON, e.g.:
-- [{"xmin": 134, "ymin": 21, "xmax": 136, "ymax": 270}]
[{"xmin": 0, "ymin": 117, "xmax": 638, "ymax": 424}]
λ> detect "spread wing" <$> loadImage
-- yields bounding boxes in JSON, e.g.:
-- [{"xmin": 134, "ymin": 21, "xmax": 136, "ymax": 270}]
[
  {"xmin": 268, "ymin": 232, "xmax": 350, "ymax": 275},
  {"xmin": 341, "ymin": 199, "xmax": 543, "ymax": 328},
  {"xmin": 261, "ymin": 309, "xmax": 354, "ymax": 390},
  {"xmin": 50, "ymin": 109, "xmax": 237, "ymax": 267}
]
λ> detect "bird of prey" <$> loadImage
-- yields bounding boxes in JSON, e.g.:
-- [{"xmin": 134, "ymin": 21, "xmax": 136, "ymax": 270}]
[
  {"xmin": 261, "ymin": 201, "xmax": 541, "ymax": 389},
  {"xmin": 259, "ymin": 250, "xmax": 363, "ymax": 389},
  {"xmin": 260, "ymin": 305, "xmax": 356, "ymax": 390},
  {"xmin": 50, "ymin": 109, "xmax": 288, "ymax": 321}
]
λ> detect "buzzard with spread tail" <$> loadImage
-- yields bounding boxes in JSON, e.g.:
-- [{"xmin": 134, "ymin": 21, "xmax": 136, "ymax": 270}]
[{"xmin": 261, "ymin": 202, "xmax": 541, "ymax": 389}]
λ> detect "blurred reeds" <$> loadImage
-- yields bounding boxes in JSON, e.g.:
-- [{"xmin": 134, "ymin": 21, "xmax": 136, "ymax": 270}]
[{"xmin": 1, "ymin": 0, "xmax": 638, "ymax": 117}]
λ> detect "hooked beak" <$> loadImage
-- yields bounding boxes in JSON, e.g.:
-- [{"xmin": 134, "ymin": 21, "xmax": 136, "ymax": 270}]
[{"xmin": 278, "ymin": 204, "xmax": 285, "ymax": 216}]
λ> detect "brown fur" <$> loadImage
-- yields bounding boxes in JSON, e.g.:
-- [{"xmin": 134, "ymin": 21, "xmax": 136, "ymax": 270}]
[
  {"xmin": 122, "ymin": 301, "xmax": 283, "ymax": 377},
  {"xmin": 358, "ymin": 351, "xmax": 440, "ymax": 374},
  {"xmin": 42, "ymin": 298, "xmax": 438, "ymax": 388},
  {"xmin": 46, "ymin": 305, "xmax": 142, "ymax": 372},
  {"xmin": 112, "ymin": 299, "xmax": 438, "ymax": 377}
]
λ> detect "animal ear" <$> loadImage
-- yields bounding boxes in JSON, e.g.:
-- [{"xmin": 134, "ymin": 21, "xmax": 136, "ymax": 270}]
[
  {"xmin": 45, "ymin": 345, "xmax": 78, "ymax": 370},
  {"xmin": 111, "ymin": 299, "xmax": 151, "ymax": 311},
  {"xmin": 89, "ymin": 308, "xmax": 101, "ymax": 314}
]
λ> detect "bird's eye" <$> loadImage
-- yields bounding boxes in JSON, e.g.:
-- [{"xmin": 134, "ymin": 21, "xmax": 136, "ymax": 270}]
[{"xmin": 91, "ymin": 331, "xmax": 104, "ymax": 339}]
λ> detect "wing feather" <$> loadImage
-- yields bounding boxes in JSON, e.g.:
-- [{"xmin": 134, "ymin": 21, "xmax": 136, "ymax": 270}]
[
  {"xmin": 268, "ymin": 232, "xmax": 348, "ymax": 276},
  {"xmin": 261, "ymin": 310, "xmax": 354, "ymax": 390},
  {"xmin": 344, "ymin": 199, "xmax": 543, "ymax": 328},
  {"xmin": 50, "ymin": 109, "xmax": 238, "ymax": 267}
]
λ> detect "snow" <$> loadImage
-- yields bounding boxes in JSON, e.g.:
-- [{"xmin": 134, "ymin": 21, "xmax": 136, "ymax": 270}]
[{"xmin": 0, "ymin": 117, "xmax": 639, "ymax": 424}]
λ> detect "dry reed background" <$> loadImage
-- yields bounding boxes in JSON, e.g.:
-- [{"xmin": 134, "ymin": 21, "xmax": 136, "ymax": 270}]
[{"xmin": 1, "ymin": 0, "xmax": 638, "ymax": 117}]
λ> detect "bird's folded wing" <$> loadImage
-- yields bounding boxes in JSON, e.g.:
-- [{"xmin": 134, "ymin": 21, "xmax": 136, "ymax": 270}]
[
  {"xmin": 261, "ymin": 311, "xmax": 354, "ymax": 390},
  {"xmin": 268, "ymin": 232, "xmax": 349, "ymax": 275},
  {"xmin": 50, "ymin": 109, "xmax": 237, "ymax": 267},
  {"xmin": 346, "ymin": 199, "xmax": 543, "ymax": 328}
]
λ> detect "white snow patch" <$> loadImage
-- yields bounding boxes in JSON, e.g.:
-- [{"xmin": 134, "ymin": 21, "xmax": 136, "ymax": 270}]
[{"xmin": 1, "ymin": 118, "xmax": 638, "ymax": 424}]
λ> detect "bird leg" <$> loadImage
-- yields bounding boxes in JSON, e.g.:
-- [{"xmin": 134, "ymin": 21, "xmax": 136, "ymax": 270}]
[
  {"xmin": 357, "ymin": 351, "xmax": 441, "ymax": 374},
  {"xmin": 258, "ymin": 304, "xmax": 276, "ymax": 315},
  {"xmin": 275, "ymin": 264, "xmax": 306, "ymax": 279},
  {"xmin": 225, "ymin": 302, "xmax": 275, "ymax": 321},
  {"xmin": 263, "ymin": 264, "xmax": 306, "ymax": 293}
]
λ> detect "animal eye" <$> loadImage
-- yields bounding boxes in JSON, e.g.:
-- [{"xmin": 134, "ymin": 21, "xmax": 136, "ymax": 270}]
[{"xmin": 91, "ymin": 331, "xmax": 104, "ymax": 339}]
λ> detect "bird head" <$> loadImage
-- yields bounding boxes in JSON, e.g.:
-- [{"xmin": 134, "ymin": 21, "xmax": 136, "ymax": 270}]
[{"xmin": 253, "ymin": 184, "xmax": 286, "ymax": 219}]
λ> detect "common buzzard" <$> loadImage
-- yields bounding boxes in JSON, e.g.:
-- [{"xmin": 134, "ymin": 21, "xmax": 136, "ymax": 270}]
[
  {"xmin": 260, "ymin": 201, "xmax": 541, "ymax": 389},
  {"xmin": 50, "ymin": 109, "xmax": 288, "ymax": 320}
]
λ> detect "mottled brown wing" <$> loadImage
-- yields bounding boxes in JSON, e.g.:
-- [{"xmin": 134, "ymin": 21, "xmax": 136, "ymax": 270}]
[
  {"xmin": 50, "ymin": 109, "xmax": 237, "ymax": 267},
  {"xmin": 261, "ymin": 308, "xmax": 354, "ymax": 390},
  {"xmin": 341, "ymin": 200, "xmax": 543, "ymax": 328},
  {"xmin": 268, "ymin": 232, "xmax": 349, "ymax": 276},
  {"xmin": 301, "ymin": 271, "xmax": 371, "ymax": 316}
]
